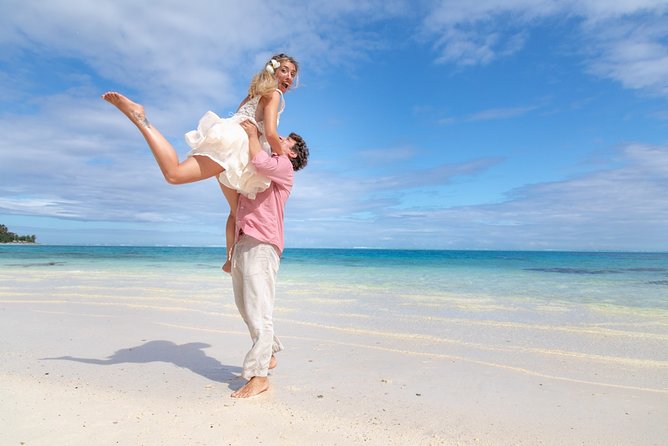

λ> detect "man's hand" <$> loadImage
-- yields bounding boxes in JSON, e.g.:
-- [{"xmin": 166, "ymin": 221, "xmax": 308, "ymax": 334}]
[
  {"xmin": 240, "ymin": 120, "xmax": 259, "ymax": 138},
  {"xmin": 240, "ymin": 119, "xmax": 262, "ymax": 159}
]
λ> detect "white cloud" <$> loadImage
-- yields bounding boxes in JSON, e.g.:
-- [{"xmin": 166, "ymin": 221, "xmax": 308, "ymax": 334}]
[
  {"xmin": 585, "ymin": 17, "xmax": 668, "ymax": 95},
  {"xmin": 359, "ymin": 146, "xmax": 416, "ymax": 164},
  {"xmin": 422, "ymin": 0, "xmax": 560, "ymax": 65},
  {"xmin": 0, "ymin": 0, "xmax": 407, "ymax": 107},
  {"xmin": 286, "ymin": 143, "xmax": 668, "ymax": 250},
  {"xmin": 0, "ymin": 89, "xmax": 228, "ymax": 225},
  {"xmin": 453, "ymin": 144, "xmax": 668, "ymax": 248},
  {"xmin": 422, "ymin": 0, "xmax": 668, "ymax": 96},
  {"xmin": 465, "ymin": 105, "xmax": 541, "ymax": 122},
  {"xmin": 0, "ymin": 197, "xmax": 83, "ymax": 218}
]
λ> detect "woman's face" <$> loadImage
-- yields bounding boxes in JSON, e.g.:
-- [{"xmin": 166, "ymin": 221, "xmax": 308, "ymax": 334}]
[{"xmin": 275, "ymin": 61, "xmax": 297, "ymax": 93}]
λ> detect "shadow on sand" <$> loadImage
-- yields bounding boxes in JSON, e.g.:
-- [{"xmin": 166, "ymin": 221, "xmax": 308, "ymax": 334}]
[{"xmin": 42, "ymin": 340, "xmax": 242, "ymax": 385}]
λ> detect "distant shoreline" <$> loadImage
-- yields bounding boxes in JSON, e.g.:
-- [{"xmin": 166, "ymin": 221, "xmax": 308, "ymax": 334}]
[
  {"xmin": 0, "ymin": 242, "xmax": 37, "ymax": 245},
  {"xmin": 0, "ymin": 244, "xmax": 666, "ymax": 254}
]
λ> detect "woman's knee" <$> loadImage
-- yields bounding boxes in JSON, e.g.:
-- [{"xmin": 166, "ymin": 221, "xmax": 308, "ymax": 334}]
[
  {"xmin": 165, "ymin": 174, "xmax": 182, "ymax": 185},
  {"xmin": 160, "ymin": 165, "xmax": 187, "ymax": 184}
]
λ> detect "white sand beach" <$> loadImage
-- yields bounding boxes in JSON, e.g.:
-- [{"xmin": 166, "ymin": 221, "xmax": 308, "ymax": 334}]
[{"xmin": 2, "ymin": 265, "xmax": 667, "ymax": 445}]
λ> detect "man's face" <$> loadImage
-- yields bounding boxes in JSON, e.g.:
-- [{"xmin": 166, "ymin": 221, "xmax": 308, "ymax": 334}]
[{"xmin": 278, "ymin": 136, "xmax": 297, "ymax": 157}]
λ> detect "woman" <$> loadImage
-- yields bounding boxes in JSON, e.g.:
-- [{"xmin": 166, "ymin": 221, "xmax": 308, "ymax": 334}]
[{"xmin": 102, "ymin": 54, "xmax": 299, "ymax": 271}]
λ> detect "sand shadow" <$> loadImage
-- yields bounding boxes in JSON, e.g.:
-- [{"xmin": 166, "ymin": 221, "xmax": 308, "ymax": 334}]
[{"xmin": 42, "ymin": 340, "xmax": 242, "ymax": 384}]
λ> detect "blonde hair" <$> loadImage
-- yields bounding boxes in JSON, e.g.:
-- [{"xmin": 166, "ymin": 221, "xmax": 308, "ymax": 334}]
[{"xmin": 248, "ymin": 53, "xmax": 299, "ymax": 98}]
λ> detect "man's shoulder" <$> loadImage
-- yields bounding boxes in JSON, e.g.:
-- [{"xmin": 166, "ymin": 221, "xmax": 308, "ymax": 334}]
[{"xmin": 273, "ymin": 153, "xmax": 295, "ymax": 170}]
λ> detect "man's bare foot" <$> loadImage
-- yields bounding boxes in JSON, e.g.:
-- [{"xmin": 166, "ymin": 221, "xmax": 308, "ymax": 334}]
[
  {"xmin": 221, "ymin": 259, "xmax": 232, "ymax": 274},
  {"xmin": 231, "ymin": 376, "xmax": 269, "ymax": 398},
  {"xmin": 269, "ymin": 355, "xmax": 277, "ymax": 370},
  {"xmin": 101, "ymin": 91, "xmax": 151, "ymax": 128}
]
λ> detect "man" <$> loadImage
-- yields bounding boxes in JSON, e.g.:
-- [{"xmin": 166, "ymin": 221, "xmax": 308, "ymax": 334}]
[{"xmin": 230, "ymin": 120, "xmax": 309, "ymax": 398}]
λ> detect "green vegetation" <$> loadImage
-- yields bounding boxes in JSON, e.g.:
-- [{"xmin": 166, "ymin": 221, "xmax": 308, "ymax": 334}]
[{"xmin": 0, "ymin": 224, "xmax": 36, "ymax": 243}]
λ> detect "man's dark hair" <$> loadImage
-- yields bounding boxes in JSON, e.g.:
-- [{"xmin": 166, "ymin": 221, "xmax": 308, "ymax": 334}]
[{"xmin": 288, "ymin": 132, "xmax": 309, "ymax": 171}]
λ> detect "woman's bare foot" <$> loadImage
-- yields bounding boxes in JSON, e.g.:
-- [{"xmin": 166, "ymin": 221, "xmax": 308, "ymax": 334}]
[
  {"xmin": 231, "ymin": 376, "xmax": 269, "ymax": 398},
  {"xmin": 269, "ymin": 355, "xmax": 277, "ymax": 370},
  {"xmin": 221, "ymin": 259, "xmax": 232, "ymax": 274},
  {"xmin": 101, "ymin": 91, "xmax": 151, "ymax": 128}
]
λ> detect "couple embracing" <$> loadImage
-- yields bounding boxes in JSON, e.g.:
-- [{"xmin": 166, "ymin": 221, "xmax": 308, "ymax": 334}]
[{"xmin": 103, "ymin": 53, "xmax": 309, "ymax": 398}]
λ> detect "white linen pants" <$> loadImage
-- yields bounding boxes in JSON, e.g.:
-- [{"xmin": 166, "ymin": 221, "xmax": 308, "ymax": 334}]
[{"xmin": 231, "ymin": 235, "xmax": 284, "ymax": 380}]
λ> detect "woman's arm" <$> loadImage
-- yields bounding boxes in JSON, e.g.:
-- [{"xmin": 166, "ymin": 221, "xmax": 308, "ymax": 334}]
[{"xmin": 260, "ymin": 90, "xmax": 283, "ymax": 154}]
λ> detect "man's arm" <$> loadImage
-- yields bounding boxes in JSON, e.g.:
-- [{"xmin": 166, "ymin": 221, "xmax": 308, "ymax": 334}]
[
  {"xmin": 239, "ymin": 120, "xmax": 263, "ymax": 159},
  {"xmin": 239, "ymin": 120, "xmax": 294, "ymax": 188}
]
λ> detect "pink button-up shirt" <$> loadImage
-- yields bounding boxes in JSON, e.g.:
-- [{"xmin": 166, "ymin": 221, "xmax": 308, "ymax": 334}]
[{"xmin": 235, "ymin": 151, "xmax": 294, "ymax": 254}]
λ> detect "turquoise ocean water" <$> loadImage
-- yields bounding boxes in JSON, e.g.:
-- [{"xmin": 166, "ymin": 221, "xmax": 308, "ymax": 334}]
[
  {"xmin": 2, "ymin": 245, "xmax": 667, "ymax": 311},
  {"xmin": 3, "ymin": 244, "xmax": 667, "ymax": 400}
]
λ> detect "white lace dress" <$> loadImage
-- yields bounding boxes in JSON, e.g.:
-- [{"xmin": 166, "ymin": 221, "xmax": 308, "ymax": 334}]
[{"xmin": 184, "ymin": 90, "xmax": 285, "ymax": 199}]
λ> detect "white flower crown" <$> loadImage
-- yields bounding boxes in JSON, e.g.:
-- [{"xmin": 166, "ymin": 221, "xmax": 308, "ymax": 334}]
[{"xmin": 265, "ymin": 59, "xmax": 281, "ymax": 75}]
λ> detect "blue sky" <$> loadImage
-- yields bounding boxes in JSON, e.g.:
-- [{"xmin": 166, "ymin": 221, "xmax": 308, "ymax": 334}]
[{"xmin": 1, "ymin": 0, "xmax": 668, "ymax": 250}]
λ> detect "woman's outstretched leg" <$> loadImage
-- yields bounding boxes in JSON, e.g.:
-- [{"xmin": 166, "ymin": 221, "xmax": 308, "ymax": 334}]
[
  {"xmin": 102, "ymin": 91, "xmax": 223, "ymax": 184},
  {"xmin": 220, "ymin": 183, "xmax": 239, "ymax": 274}
]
